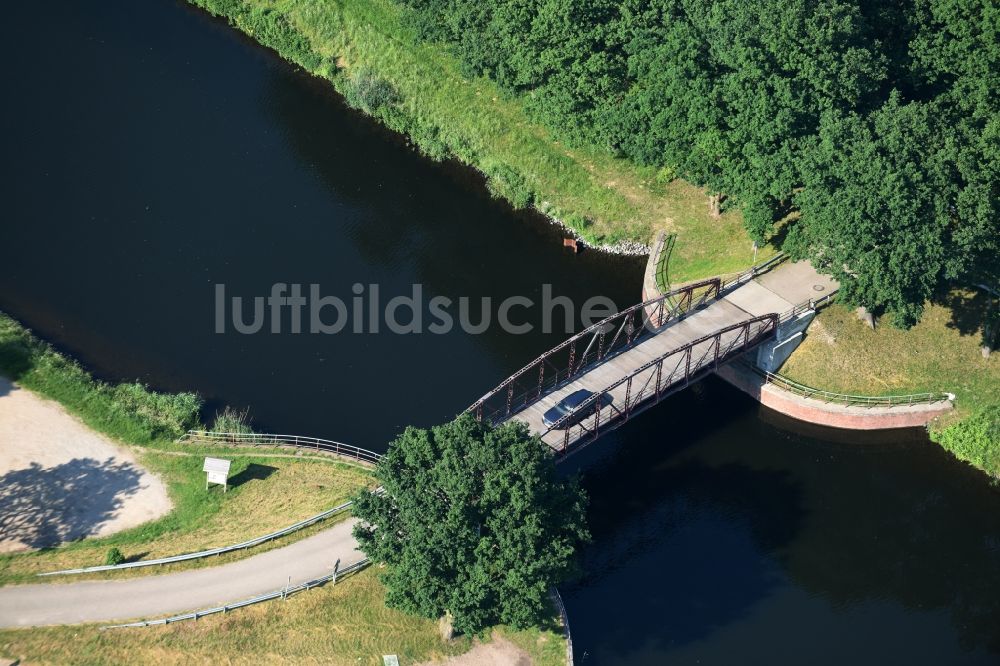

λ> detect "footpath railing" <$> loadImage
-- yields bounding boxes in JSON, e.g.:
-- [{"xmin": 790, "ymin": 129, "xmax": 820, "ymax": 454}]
[
  {"xmin": 179, "ymin": 430, "xmax": 383, "ymax": 465},
  {"xmin": 718, "ymin": 252, "xmax": 787, "ymax": 292},
  {"xmin": 38, "ymin": 501, "xmax": 355, "ymax": 576},
  {"xmin": 101, "ymin": 558, "xmax": 371, "ymax": 629},
  {"xmin": 741, "ymin": 359, "xmax": 954, "ymax": 407}
]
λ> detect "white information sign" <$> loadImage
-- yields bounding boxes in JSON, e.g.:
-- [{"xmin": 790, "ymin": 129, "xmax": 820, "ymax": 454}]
[{"xmin": 203, "ymin": 457, "xmax": 232, "ymax": 492}]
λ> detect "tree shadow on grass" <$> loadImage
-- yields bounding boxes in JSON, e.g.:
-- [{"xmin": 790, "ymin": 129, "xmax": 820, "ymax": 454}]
[
  {"xmin": 227, "ymin": 463, "xmax": 278, "ymax": 488},
  {"xmin": 0, "ymin": 458, "xmax": 145, "ymax": 550},
  {"xmin": 937, "ymin": 287, "xmax": 996, "ymax": 346}
]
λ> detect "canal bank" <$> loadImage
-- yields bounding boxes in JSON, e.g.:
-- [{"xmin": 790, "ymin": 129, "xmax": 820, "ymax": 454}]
[
  {"xmin": 184, "ymin": 0, "xmax": 760, "ymax": 277},
  {"xmin": 2, "ymin": 1, "xmax": 1000, "ymax": 663}
]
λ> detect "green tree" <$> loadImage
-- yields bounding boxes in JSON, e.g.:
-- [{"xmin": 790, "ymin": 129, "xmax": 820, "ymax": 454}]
[
  {"xmin": 351, "ymin": 414, "xmax": 589, "ymax": 635},
  {"xmin": 787, "ymin": 95, "xmax": 950, "ymax": 326},
  {"xmin": 400, "ymin": 0, "xmax": 997, "ymax": 324}
]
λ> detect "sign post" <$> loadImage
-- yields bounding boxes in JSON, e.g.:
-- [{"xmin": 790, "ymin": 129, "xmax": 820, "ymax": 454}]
[{"xmin": 203, "ymin": 457, "xmax": 232, "ymax": 492}]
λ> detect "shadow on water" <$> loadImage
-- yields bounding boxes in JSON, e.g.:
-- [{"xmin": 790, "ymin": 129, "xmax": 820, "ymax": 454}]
[
  {"xmin": 559, "ymin": 377, "xmax": 1000, "ymax": 663},
  {"xmin": 0, "ymin": 458, "xmax": 144, "ymax": 549},
  {"xmin": 559, "ymin": 384, "xmax": 805, "ymax": 656}
]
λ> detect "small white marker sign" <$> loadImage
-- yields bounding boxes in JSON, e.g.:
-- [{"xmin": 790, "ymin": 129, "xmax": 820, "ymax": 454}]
[{"xmin": 203, "ymin": 457, "xmax": 232, "ymax": 492}]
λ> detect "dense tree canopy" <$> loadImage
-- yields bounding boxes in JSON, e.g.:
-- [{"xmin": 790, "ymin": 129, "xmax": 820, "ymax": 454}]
[
  {"xmin": 404, "ymin": 0, "xmax": 999, "ymax": 325},
  {"xmin": 351, "ymin": 414, "xmax": 588, "ymax": 634}
]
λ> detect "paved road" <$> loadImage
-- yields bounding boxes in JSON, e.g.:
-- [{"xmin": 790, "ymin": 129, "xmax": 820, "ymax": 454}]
[{"xmin": 0, "ymin": 518, "xmax": 365, "ymax": 627}]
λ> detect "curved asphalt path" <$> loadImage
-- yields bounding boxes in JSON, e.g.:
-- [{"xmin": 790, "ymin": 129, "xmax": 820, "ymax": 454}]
[{"xmin": 0, "ymin": 519, "xmax": 365, "ymax": 627}]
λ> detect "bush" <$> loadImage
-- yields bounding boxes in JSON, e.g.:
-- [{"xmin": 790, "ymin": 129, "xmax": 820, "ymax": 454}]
[
  {"xmin": 104, "ymin": 547, "xmax": 125, "ymax": 566},
  {"xmin": 654, "ymin": 165, "xmax": 677, "ymax": 185},
  {"xmin": 484, "ymin": 162, "xmax": 533, "ymax": 209},
  {"xmin": 342, "ymin": 68, "xmax": 401, "ymax": 114},
  {"xmin": 932, "ymin": 406, "xmax": 1000, "ymax": 477},
  {"xmin": 109, "ymin": 383, "xmax": 202, "ymax": 439},
  {"xmin": 212, "ymin": 406, "xmax": 255, "ymax": 435}
]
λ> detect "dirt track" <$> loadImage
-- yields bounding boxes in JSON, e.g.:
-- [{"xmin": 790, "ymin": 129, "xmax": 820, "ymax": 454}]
[{"xmin": 0, "ymin": 376, "xmax": 171, "ymax": 553}]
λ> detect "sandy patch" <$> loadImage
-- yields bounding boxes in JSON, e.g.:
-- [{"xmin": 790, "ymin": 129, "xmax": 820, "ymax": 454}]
[
  {"xmin": 418, "ymin": 636, "xmax": 532, "ymax": 666},
  {"xmin": 0, "ymin": 376, "xmax": 172, "ymax": 553}
]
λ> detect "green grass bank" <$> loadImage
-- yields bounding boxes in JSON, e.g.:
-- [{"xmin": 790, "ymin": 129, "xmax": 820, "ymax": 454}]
[
  {"xmin": 187, "ymin": 0, "xmax": 762, "ymax": 281},
  {"xmin": 0, "ymin": 448, "xmax": 372, "ymax": 585},
  {"xmin": 0, "ymin": 310, "xmax": 375, "ymax": 582}
]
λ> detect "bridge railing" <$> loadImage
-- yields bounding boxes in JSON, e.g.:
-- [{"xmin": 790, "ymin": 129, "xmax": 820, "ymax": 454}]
[
  {"xmin": 777, "ymin": 290, "xmax": 838, "ymax": 323},
  {"xmin": 545, "ymin": 314, "xmax": 779, "ymax": 454},
  {"xmin": 178, "ymin": 431, "xmax": 383, "ymax": 465},
  {"xmin": 469, "ymin": 277, "xmax": 723, "ymax": 425}
]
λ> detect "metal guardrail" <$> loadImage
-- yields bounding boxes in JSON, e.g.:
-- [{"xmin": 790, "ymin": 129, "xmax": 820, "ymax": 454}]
[
  {"xmin": 179, "ymin": 431, "xmax": 383, "ymax": 465},
  {"xmin": 550, "ymin": 588, "xmax": 574, "ymax": 666},
  {"xmin": 740, "ymin": 287, "xmax": 953, "ymax": 407},
  {"xmin": 101, "ymin": 558, "xmax": 371, "ymax": 629},
  {"xmin": 777, "ymin": 290, "xmax": 838, "ymax": 323},
  {"xmin": 742, "ymin": 359, "xmax": 954, "ymax": 407},
  {"xmin": 38, "ymin": 501, "xmax": 355, "ymax": 576}
]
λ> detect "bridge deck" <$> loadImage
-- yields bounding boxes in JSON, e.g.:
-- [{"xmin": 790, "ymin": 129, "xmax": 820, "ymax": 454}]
[{"xmin": 506, "ymin": 261, "xmax": 837, "ymax": 451}]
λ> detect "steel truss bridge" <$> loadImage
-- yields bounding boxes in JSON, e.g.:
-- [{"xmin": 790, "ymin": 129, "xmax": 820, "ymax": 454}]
[{"xmin": 469, "ymin": 260, "xmax": 818, "ymax": 457}]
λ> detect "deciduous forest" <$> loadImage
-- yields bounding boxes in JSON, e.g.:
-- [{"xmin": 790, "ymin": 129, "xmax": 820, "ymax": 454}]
[{"xmin": 405, "ymin": 0, "xmax": 998, "ymax": 325}]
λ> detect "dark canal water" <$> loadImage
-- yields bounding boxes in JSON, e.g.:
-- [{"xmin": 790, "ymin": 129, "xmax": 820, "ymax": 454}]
[{"xmin": 3, "ymin": 1, "xmax": 1000, "ymax": 664}]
